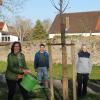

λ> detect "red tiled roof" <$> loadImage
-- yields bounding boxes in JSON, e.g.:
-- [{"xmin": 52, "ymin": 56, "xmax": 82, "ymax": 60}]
[
  {"xmin": 49, "ymin": 11, "xmax": 100, "ymax": 34},
  {"xmin": 0, "ymin": 22, "xmax": 4, "ymax": 30}
]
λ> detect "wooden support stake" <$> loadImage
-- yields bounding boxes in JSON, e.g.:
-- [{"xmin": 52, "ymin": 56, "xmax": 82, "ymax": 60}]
[
  {"xmin": 48, "ymin": 41, "xmax": 54, "ymax": 100},
  {"xmin": 71, "ymin": 40, "xmax": 77, "ymax": 100},
  {"xmin": 47, "ymin": 43, "xmax": 74, "ymax": 46},
  {"xmin": 62, "ymin": 45, "xmax": 68, "ymax": 100}
]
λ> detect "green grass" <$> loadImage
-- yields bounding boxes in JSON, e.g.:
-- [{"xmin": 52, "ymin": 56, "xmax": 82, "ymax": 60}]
[
  {"xmin": 0, "ymin": 61, "xmax": 7, "ymax": 74},
  {"xmin": 90, "ymin": 64, "xmax": 100, "ymax": 79},
  {"xmin": 52, "ymin": 63, "xmax": 100, "ymax": 80},
  {"xmin": 0, "ymin": 61, "xmax": 100, "ymax": 100},
  {"xmin": 0, "ymin": 61, "xmax": 100, "ymax": 80}
]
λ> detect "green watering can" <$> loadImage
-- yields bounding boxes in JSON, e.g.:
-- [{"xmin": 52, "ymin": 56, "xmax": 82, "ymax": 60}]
[{"xmin": 20, "ymin": 74, "xmax": 38, "ymax": 92}]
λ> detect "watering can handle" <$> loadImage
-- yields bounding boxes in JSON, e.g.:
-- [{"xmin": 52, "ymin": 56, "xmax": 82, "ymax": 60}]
[{"xmin": 24, "ymin": 73, "xmax": 38, "ymax": 80}]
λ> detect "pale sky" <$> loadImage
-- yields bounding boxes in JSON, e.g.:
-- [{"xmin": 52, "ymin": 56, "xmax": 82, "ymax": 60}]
[
  {"xmin": 20, "ymin": 0, "xmax": 100, "ymax": 22},
  {"xmin": 2, "ymin": 0, "xmax": 100, "ymax": 23}
]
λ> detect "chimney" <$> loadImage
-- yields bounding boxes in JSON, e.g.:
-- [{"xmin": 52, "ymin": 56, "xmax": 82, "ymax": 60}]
[{"xmin": 65, "ymin": 16, "xmax": 69, "ymax": 32}]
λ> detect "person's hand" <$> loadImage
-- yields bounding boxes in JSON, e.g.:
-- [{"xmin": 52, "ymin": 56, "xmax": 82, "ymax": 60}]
[
  {"xmin": 26, "ymin": 70, "xmax": 32, "ymax": 74},
  {"xmin": 17, "ymin": 74, "xmax": 24, "ymax": 80},
  {"xmin": 23, "ymin": 69, "xmax": 32, "ymax": 74}
]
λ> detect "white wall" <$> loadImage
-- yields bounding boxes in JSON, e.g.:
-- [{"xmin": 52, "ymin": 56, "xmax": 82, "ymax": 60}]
[
  {"xmin": 0, "ymin": 32, "xmax": 1, "ymax": 42},
  {"xmin": 1, "ymin": 35, "xmax": 18, "ymax": 42},
  {"xmin": 49, "ymin": 33, "xmax": 100, "ymax": 38},
  {"xmin": 10, "ymin": 35, "xmax": 18, "ymax": 42},
  {"xmin": 49, "ymin": 33, "xmax": 82, "ymax": 38},
  {"xmin": 49, "ymin": 34, "xmax": 56, "ymax": 39},
  {"xmin": 92, "ymin": 33, "xmax": 100, "ymax": 35}
]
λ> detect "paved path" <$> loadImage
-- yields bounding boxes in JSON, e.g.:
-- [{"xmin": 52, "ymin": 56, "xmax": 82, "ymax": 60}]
[
  {"xmin": 0, "ymin": 74, "xmax": 100, "ymax": 100},
  {"xmin": 88, "ymin": 82, "xmax": 100, "ymax": 93},
  {"xmin": 53, "ymin": 80, "xmax": 100, "ymax": 93}
]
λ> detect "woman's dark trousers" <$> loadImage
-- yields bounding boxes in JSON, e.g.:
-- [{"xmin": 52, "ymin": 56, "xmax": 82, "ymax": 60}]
[
  {"xmin": 6, "ymin": 79, "xmax": 29, "ymax": 100},
  {"xmin": 77, "ymin": 73, "xmax": 89, "ymax": 97}
]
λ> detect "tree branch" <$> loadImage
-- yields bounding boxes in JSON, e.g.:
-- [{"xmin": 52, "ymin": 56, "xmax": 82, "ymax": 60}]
[
  {"xmin": 50, "ymin": 0, "xmax": 60, "ymax": 11},
  {"xmin": 62, "ymin": 0, "xmax": 70, "ymax": 12}
]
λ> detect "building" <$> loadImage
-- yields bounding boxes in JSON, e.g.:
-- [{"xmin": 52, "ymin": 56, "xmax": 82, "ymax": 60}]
[
  {"xmin": 49, "ymin": 11, "xmax": 100, "ymax": 38},
  {"xmin": 0, "ymin": 31, "xmax": 18, "ymax": 42},
  {"xmin": 0, "ymin": 22, "xmax": 18, "ymax": 43},
  {"xmin": 0, "ymin": 22, "xmax": 9, "ymax": 32}
]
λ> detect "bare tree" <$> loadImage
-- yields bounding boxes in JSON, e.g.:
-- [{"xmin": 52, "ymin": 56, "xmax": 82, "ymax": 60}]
[
  {"xmin": 50, "ymin": 0, "xmax": 70, "ymax": 100},
  {"xmin": 0, "ymin": 0, "xmax": 3, "ymax": 5},
  {"xmin": 0, "ymin": 0, "xmax": 26, "ymax": 22},
  {"xmin": 50, "ymin": 0, "xmax": 70, "ymax": 13},
  {"xmin": 14, "ymin": 16, "xmax": 33, "ymax": 43}
]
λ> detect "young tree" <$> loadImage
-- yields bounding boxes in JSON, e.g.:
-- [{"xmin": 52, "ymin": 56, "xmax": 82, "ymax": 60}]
[
  {"xmin": 13, "ymin": 16, "xmax": 33, "ymax": 42},
  {"xmin": 0, "ymin": 0, "xmax": 3, "ymax": 5},
  {"xmin": 50, "ymin": 0, "xmax": 71, "ymax": 100},
  {"xmin": 32, "ymin": 20, "xmax": 47, "ymax": 40},
  {"xmin": 0, "ymin": 0, "xmax": 27, "ymax": 22}
]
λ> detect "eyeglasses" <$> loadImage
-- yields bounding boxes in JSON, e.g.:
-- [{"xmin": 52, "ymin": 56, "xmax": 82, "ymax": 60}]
[{"xmin": 14, "ymin": 46, "xmax": 20, "ymax": 47}]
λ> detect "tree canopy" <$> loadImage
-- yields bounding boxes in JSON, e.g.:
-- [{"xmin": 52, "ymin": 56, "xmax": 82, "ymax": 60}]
[{"xmin": 31, "ymin": 20, "xmax": 48, "ymax": 40}]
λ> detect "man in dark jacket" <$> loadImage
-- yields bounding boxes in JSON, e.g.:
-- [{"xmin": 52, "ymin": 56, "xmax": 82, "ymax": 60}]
[{"xmin": 34, "ymin": 44, "xmax": 49, "ymax": 87}]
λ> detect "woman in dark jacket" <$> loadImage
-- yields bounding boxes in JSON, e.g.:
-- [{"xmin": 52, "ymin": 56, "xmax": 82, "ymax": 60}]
[
  {"xmin": 76, "ymin": 44, "xmax": 92, "ymax": 98},
  {"xmin": 5, "ymin": 42, "xmax": 31, "ymax": 100}
]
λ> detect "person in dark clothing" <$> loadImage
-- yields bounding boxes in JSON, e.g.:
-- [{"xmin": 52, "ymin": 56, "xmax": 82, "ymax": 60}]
[
  {"xmin": 5, "ymin": 41, "xmax": 31, "ymax": 100},
  {"xmin": 76, "ymin": 44, "xmax": 92, "ymax": 98},
  {"xmin": 34, "ymin": 44, "xmax": 49, "ymax": 87}
]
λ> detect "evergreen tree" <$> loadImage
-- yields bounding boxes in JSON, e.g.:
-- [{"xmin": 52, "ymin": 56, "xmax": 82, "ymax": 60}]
[{"xmin": 32, "ymin": 20, "xmax": 47, "ymax": 40}]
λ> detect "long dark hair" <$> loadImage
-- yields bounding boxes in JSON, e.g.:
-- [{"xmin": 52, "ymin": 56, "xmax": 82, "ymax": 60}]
[{"xmin": 11, "ymin": 41, "xmax": 22, "ymax": 53}]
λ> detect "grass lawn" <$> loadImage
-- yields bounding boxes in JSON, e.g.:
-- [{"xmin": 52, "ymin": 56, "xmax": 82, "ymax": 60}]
[
  {"xmin": 52, "ymin": 63, "xmax": 100, "ymax": 80},
  {"xmin": 0, "ymin": 61, "xmax": 100, "ymax": 100},
  {"xmin": 0, "ymin": 61, "xmax": 7, "ymax": 74},
  {"xmin": 0, "ymin": 61, "xmax": 100, "ymax": 80}
]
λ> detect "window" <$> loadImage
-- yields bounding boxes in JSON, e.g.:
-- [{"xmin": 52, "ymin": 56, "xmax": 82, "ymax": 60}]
[
  {"xmin": 8, "ymin": 37, "xmax": 10, "ymax": 41},
  {"xmin": 5, "ymin": 37, "xmax": 7, "ymax": 41},
  {"xmin": 2, "ymin": 36, "xmax": 10, "ymax": 42},
  {"xmin": 2, "ymin": 37, "xmax": 4, "ymax": 41}
]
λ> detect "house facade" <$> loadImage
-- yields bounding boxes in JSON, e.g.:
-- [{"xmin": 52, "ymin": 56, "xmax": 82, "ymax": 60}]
[
  {"xmin": 0, "ymin": 22, "xmax": 18, "ymax": 42},
  {"xmin": 0, "ymin": 22, "xmax": 9, "ymax": 32},
  {"xmin": 49, "ymin": 11, "xmax": 100, "ymax": 38},
  {"xmin": 0, "ymin": 32, "xmax": 18, "ymax": 42}
]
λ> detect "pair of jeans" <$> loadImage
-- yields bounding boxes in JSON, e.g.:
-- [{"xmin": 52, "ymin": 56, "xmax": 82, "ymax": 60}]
[
  {"xmin": 37, "ymin": 67, "xmax": 48, "ymax": 82},
  {"xmin": 77, "ymin": 73, "xmax": 89, "ymax": 97},
  {"xmin": 6, "ymin": 79, "xmax": 29, "ymax": 100}
]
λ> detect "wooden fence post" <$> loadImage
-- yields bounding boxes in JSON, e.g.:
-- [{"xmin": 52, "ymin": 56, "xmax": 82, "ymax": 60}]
[
  {"xmin": 48, "ymin": 40, "xmax": 54, "ymax": 100},
  {"xmin": 71, "ymin": 40, "xmax": 77, "ymax": 100},
  {"xmin": 62, "ymin": 45, "xmax": 68, "ymax": 100}
]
